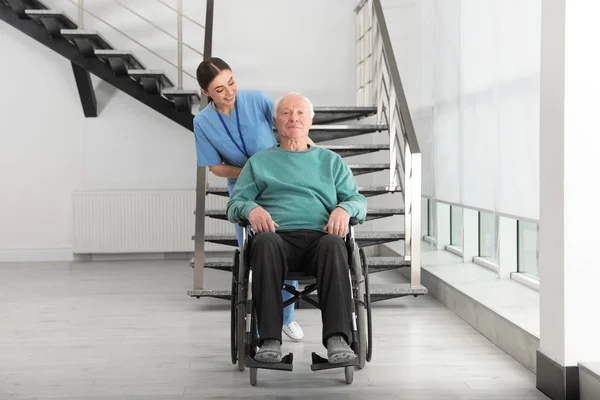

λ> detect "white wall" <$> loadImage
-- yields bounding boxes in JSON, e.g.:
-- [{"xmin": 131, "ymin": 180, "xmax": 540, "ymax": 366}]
[
  {"xmin": 0, "ymin": 23, "xmax": 196, "ymax": 262},
  {"xmin": 42, "ymin": 0, "xmax": 356, "ymax": 105},
  {"xmin": 211, "ymin": 0, "xmax": 355, "ymax": 106},
  {"xmin": 382, "ymin": 0, "xmax": 541, "ymax": 221},
  {"xmin": 0, "ymin": 0, "xmax": 356, "ymax": 261},
  {"xmin": 539, "ymin": 0, "xmax": 600, "ymax": 367}
]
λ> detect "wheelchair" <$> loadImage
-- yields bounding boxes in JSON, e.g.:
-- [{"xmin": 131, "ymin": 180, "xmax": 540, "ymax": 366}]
[{"xmin": 229, "ymin": 218, "xmax": 373, "ymax": 386}]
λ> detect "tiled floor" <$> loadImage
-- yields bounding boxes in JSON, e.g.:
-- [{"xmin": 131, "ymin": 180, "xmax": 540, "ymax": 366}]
[{"xmin": 0, "ymin": 259, "xmax": 548, "ymax": 399}]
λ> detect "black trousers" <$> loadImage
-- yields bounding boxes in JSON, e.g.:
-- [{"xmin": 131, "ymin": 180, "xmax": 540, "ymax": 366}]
[{"xmin": 250, "ymin": 230, "xmax": 353, "ymax": 346}]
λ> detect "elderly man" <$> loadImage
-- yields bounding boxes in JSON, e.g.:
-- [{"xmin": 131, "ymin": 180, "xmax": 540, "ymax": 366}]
[{"xmin": 226, "ymin": 93, "xmax": 367, "ymax": 364}]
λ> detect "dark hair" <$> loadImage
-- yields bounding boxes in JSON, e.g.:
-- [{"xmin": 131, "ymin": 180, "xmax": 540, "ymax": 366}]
[{"xmin": 196, "ymin": 57, "xmax": 232, "ymax": 91}]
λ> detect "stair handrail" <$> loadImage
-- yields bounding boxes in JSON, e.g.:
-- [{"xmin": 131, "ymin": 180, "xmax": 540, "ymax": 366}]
[
  {"xmin": 68, "ymin": 0, "xmax": 205, "ymax": 89},
  {"xmin": 355, "ymin": 0, "xmax": 422, "ymax": 288}
]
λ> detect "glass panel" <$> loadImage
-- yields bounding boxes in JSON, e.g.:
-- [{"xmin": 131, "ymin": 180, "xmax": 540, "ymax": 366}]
[
  {"xmin": 450, "ymin": 206, "xmax": 463, "ymax": 247},
  {"xmin": 479, "ymin": 212, "xmax": 497, "ymax": 260},
  {"xmin": 428, "ymin": 200, "xmax": 436, "ymax": 238},
  {"xmin": 518, "ymin": 221, "xmax": 539, "ymax": 277},
  {"xmin": 421, "ymin": 198, "xmax": 429, "ymax": 237}
]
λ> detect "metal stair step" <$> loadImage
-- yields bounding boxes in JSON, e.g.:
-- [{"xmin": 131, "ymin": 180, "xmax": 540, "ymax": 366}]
[
  {"xmin": 204, "ymin": 231, "xmax": 404, "ymax": 248},
  {"xmin": 60, "ymin": 29, "xmax": 111, "ymax": 48},
  {"xmin": 127, "ymin": 69, "xmax": 173, "ymax": 88},
  {"xmin": 127, "ymin": 69, "xmax": 167, "ymax": 77},
  {"xmin": 368, "ymin": 284, "xmax": 428, "ymax": 301},
  {"xmin": 206, "ymin": 185, "xmax": 401, "ymax": 198},
  {"xmin": 187, "ymin": 287, "xmax": 231, "ymax": 300},
  {"xmin": 356, "ymin": 186, "xmax": 402, "ymax": 197},
  {"xmin": 347, "ymin": 163, "xmax": 389, "ymax": 176},
  {"xmin": 24, "ymin": 9, "xmax": 63, "ymax": 16},
  {"xmin": 313, "ymin": 106, "xmax": 377, "ymax": 124},
  {"xmin": 192, "ymin": 255, "xmax": 408, "ymax": 272},
  {"xmin": 205, "ymin": 207, "xmax": 403, "ymax": 222},
  {"xmin": 202, "ymin": 258, "xmax": 235, "ymax": 272},
  {"xmin": 94, "ymin": 49, "xmax": 145, "ymax": 69},
  {"xmin": 25, "ymin": 9, "xmax": 72, "ymax": 21},
  {"xmin": 321, "ymin": 144, "xmax": 388, "ymax": 157},
  {"xmin": 60, "ymin": 29, "xmax": 98, "ymax": 37},
  {"xmin": 275, "ymin": 124, "xmax": 387, "ymax": 143},
  {"xmin": 367, "ymin": 256, "xmax": 410, "ymax": 271},
  {"xmin": 310, "ymin": 124, "xmax": 387, "ymax": 132},
  {"xmin": 161, "ymin": 88, "xmax": 199, "ymax": 96},
  {"xmin": 94, "ymin": 49, "xmax": 133, "ymax": 56},
  {"xmin": 188, "ymin": 283, "xmax": 426, "ymax": 301},
  {"xmin": 161, "ymin": 88, "xmax": 201, "ymax": 102}
]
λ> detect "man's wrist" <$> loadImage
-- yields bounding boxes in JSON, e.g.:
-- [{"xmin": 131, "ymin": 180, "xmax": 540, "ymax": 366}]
[{"xmin": 335, "ymin": 205, "xmax": 351, "ymax": 217}]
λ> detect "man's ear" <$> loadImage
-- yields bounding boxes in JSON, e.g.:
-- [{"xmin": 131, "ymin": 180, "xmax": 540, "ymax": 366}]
[{"xmin": 273, "ymin": 116, "xmax": 277, "ymax": 126}]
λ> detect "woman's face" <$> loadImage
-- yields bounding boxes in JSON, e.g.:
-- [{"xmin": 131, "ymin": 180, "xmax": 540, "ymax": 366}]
[{"xmin": 202, "ymin": 69, "xmax": 237, "ymax": 108}]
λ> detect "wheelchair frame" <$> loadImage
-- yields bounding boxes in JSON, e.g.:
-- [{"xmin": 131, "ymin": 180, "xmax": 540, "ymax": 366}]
[{"xmin": 229, "ymin": 219, "xmax": 372, "ymax": 386}]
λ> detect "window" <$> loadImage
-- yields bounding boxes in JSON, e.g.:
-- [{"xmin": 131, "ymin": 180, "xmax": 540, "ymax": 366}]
[
  {"xmin": 421, "ymin": 198, "xmax": 429, "ymax": 237},
  {"xmin": 428, "ymin": 199, "xmax": 436, "ymax": 238},
  {"xmin": 479, "ymin": 212, "xmax": 497, "ymax": 260},
  {"xmin": 517, "ymin": 221, "xmax": 539, "ymax": 277},
  {"xmin": 450, "ymin": 206, "xmax": 463, "ymax": 247}
]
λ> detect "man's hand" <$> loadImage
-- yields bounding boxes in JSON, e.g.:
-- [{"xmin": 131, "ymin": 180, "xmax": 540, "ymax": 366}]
[
  {"xmin": 248, "ymin": 206, "xmax": 279, "ymax": 233},
  {"xmin": 324, "ymin": 207, "xmax": 350, "ymax": 237}
]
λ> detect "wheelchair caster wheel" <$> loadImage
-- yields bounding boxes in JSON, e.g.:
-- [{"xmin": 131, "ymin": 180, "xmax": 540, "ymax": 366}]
[
  {"xmin": 250, "ymin": 367, "xmax": 257, "ymax": 386},
  {"xmin": 344, "ymin": 366, "xmax": 354, "ymax": 384}
]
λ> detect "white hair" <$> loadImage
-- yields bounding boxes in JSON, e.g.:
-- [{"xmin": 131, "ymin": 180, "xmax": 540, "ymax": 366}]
[{"xmin": 273, "ymin": 92, "xmax": 315, "ymax": 119}]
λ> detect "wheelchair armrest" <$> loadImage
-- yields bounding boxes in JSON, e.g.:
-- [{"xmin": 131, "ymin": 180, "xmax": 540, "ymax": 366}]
[
  {"xmin": 238, "ymin": 220, "xmax": 251, "ymax": 228},
  {"xmin": 349, "ymin": 217, "xmax": 359, "ymax": 226}
]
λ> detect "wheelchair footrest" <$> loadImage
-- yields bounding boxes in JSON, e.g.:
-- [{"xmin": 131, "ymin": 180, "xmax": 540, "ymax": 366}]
[
  {"xmin": 310, "ymin": 352, "xmax": 359, "ymax": 371},
  {"xmin": 245, "ymin": 354, "xmax": 294, "ymax": 371}
]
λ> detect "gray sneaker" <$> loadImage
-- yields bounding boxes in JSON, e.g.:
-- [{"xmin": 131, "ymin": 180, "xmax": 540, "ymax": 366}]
[
  {"xmin": 254, "ymin": 339, "xmax": 282, "ymax": 363},
  {"xmin": 326, "ymin": 335, "xmax": 357, "ymax": 364}
]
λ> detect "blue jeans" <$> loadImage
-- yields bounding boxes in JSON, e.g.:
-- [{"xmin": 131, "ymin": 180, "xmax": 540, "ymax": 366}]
[{"xmin": 228, "ymin": 181, "xmax": 296, "ymax": 325}]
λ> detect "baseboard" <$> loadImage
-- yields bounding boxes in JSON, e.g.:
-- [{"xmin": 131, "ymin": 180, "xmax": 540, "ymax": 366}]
[
  {"xmin": 579, "ymin": 363, "xmax": 600, "ymax": 400},
  {"xmin": 536, "ymin": 351, "xmax": 579, "ymax": 400},
  {"xmin": 0, "ymin": 249, "xmax": 197, "ymax": 263},
  {"xmin": 74, "ymin": 252, "xmax": 194, "ymax": 262},
  {"xmin": 0, "ymin": 248, "xmax": 73, "ymax": 262}
]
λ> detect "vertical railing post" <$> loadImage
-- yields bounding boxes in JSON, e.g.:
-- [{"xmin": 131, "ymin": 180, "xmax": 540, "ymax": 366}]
[
  {"xmin": 78, "ymin": 0, "xmax": 84, "ymax": 28},
  {"xmin": 193, "ymin": 0, "xmax": 214, "ymax": 292},
  {"xmin": 410, "ymin": 153, "xmax": 422, "ymax": 288},
  {"xmin": 355, "ymin": 11, "xmax": 359, "ymax": 105},
  {"xmin": 362, "ymin": 1, "xmax": 371, "ymax": 106},
  {"xmin": 404, "ymin": 141, "xmax": 412, "ymax": 260},
  {"xmin": 177, "ymin": 0, "xmax": 183, "ymax": 89},
  {"xmin": 387, "ymin": 91, "xmax": 397, "ymax": 190}
]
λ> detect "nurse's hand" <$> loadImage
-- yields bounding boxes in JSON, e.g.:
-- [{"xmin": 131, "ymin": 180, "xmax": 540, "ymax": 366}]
[
  {"xmin": 248, "ymin": 206, "xmax": 279, "ymax": 233},
  {"xmin": 324, "ymin": 207, "xmax": 350, "ymax": 237}
]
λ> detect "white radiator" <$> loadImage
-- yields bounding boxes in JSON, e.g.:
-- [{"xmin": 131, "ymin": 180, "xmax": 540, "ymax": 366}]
[{"xmin": 72, "ymin": 190, "xmax": 230, "ymax": 253}]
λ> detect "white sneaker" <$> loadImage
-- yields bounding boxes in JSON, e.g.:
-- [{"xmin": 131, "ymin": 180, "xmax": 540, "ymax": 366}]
[{"xmin": 282, "ymin": 321, "xmax": 304, "ymax": 341}]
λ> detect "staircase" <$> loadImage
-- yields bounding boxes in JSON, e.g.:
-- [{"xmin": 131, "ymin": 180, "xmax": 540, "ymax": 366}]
[
  {"xmin": 190, "ymin": 105, "xmax": 426, "ymax": 302},
  {"xmin": 1, "ymin": 0, "xmax": 427, "ymax": 302}
]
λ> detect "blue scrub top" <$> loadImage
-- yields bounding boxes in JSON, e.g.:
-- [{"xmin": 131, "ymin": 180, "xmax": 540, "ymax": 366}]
[{"xmin": 193, "ymin": 89, "xmax": 277, "ymax": 188}]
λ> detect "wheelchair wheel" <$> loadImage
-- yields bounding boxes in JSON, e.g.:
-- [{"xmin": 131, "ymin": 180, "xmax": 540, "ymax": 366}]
[
  {"xmin": 250, "ymin": 367, "xmax": 258, "ymax": 386},
  {"xmin": 360, "ymin": 248, "xmax": 373, "ymax": 363},
  {"xmin": 230, "ymin": 250, "xmax": 240, "ymax": 365},
  {"xmin": 353, "ymin": 247, "xmax": 367, "ymax": 369},
  {"xmin": 345, "ymin": 366, "xmax": 354, "ymax": 384},
  {"xmin": 237, "ymin": 248, "xmax": 247, "ymax": 372}
]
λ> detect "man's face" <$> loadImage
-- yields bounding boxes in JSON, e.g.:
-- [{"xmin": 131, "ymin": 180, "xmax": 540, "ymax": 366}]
[{"xmin": 274, "ymin": 94, "xmax": 313, "ymax": 141}]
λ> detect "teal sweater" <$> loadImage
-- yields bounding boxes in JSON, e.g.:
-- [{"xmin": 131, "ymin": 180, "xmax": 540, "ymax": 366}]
[{"xmin": 226, "ymin": 145, "xmax": 367, "ymax": 231}]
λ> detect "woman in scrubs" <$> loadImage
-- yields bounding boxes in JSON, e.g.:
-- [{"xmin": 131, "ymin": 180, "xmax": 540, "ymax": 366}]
[{"xmin": 193, "ymin": 57, "xmax": 306, "ymax": 341}]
